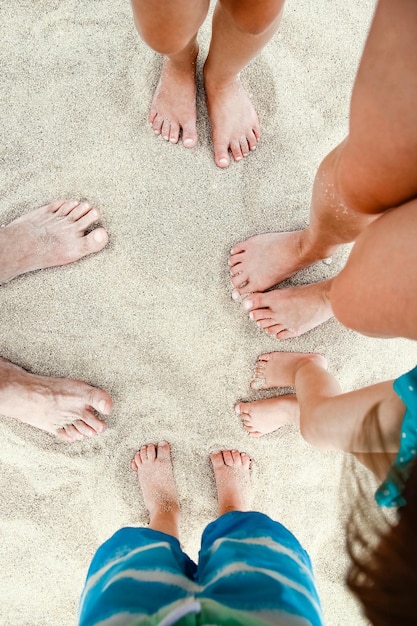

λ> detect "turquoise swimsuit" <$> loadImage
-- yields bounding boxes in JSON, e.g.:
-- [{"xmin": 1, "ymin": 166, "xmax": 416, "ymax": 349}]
[{"xmin": 375, "ymin": 365, "xmax": 417, "ymax": 507}]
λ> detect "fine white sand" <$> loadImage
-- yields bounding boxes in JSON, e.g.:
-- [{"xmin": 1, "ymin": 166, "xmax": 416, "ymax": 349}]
[{"xmin": 1, "ymin": 1, "xmax": 415, "ymax": 624}]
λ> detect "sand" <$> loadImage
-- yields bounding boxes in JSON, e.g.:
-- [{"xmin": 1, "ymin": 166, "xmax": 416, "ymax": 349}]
[{"xmin": 0, "ymin": 0, "xmax": 415, "ymax": 624}]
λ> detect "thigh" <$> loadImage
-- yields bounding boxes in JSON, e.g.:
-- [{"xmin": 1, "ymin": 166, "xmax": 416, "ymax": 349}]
[
  {"xmin": 331, "ymin": 198, "xmax": 417, "ymax": 340},
  {"xmin": 338, "ymin": 0, "xmax": 417, "ymax": 214},
  {"xmin": 197, "ymin": 511, "xmax": 323, "ymax": 624},
  {"xmin": 79, "ymin": 527, "xmax": 197, "ymax": 626}
]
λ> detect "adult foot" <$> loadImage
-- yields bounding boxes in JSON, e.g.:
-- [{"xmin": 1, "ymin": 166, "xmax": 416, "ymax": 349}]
[
  {"xmin": 250, "ymin": 352, "xmax": 328, "ymax": 390},
  {"xmin": 131, "ymin": 442, "xmax": 180, "ymax": 537},
  {"xmin": 229, "ymin": 231, "xmax": 331, "ymax": 298},
  {"xmin": 235, "ymin": 396, "xmax": 299, "ymax": 437},
  {"xmin": 0, "ymin": 199, "xmax": 108, "ymax": 284},
  {"xmin": 210, "ymin": 449, "xmax": 252, "ymax": 514},
  {"xmin": 241, "ymin": 280, "xmax": 334, "ymax": 340},
  {"xmin": 204, "ymin": 75, "xmax": 260, "ymax": 168},
  {"xmin": 0, "ymin": 357, "xmax": 112, "ymax": 441},
  {"xmin": 149, "ymin": 48, "xmax": 198, "ymax": 148}
]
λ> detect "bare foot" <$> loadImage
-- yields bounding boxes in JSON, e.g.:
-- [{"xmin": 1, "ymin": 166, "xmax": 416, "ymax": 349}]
[
  {"xmin": 241, "ymin": 281, "xmax": 334, "ymax": 340},
  {"xmin": 0, "ymin": 357, "xmax": 112, "ymax": 441},
  {"xmin": 131, "ymin": 442, "xmax": 180, "ymax": 537},
  {"xmin": 235, "ymin": 396, "xmax": 299, "ymax": 437},
  {"xmin": 149, "ymin": 47, "xmax": 198, "ymax": 148},
  {"xmin": 210, "ymin": 449, "xmax": 252, "ymax": 514},
  {"xmin": 251, "ymin": 352, "xmax": 328, "ymax": 390},
  {"xmin": 204, "ymin": 75, "xmax": 260, "ymax": 168},
  {"xmin": 229, "ymin": 231, "xmax": 332, "ymax": 298},
  {"xmin": 0, "ymin": 199, "xmax": 108, "ymax": 284}
]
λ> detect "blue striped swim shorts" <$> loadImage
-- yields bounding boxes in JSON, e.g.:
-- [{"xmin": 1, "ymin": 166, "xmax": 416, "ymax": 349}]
[{"xmin": 79, "ymin": 511, "xmax": 323, "ymax": 626}]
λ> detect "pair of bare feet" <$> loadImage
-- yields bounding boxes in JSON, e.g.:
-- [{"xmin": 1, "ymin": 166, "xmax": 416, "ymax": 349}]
[
  {"xmin": 235, "ymin": 351, "xmax": 326, "ymax": 437},
  {"xmin": 131, "ymin": 442, "xmax": 251, "ymax": 536},
  {"xmin": 0, "ymin": 199, "xmax": 112, "ymax": 442},
  {"xmin": 228, "ymin": 232, "xmax": 335, "ymax": 339},
  {"xmin": 149, "ymin": 50, "xmax": 260, "ymax": 169}
]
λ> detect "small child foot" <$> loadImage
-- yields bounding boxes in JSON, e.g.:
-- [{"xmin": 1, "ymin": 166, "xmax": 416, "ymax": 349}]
[
  {"xmin": 131, "ymin": 442, "xmax": 180, "ymax": 526},
  {"xmin": 235, "ymin": 396, "xmax": 299, "ymax": 437},
  {"xmin": 210, "ymin": 449, "xmax": 252, "ymax": 514}
]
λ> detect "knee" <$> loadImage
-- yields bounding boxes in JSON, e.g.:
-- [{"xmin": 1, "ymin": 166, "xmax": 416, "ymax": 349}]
[
  {"xmin": 219, "ymin": 0, "xmax": 283, "ymax": 36},
  {"xmin": 135, "ymin": 21, "xmax": 194, "ymax": 56}
]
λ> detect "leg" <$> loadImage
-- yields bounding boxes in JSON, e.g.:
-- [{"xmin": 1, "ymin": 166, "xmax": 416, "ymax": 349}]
[
  {"xmin": 331, "ymin": 199, "xmax": 417, "ymax": 341},
  {"xmin": 130, "ymin": 0, "xmax": 210, "ymax": 147},
  {"xmin": 0, "ymin": 357, "xmax": 112, "ymax": 441},
  {"xmin": 131, "ymin": 441, "xmax": 180, "ymax": 538},
  {"xmin": 204, "ymin": 0, "xmax": 284, "ymax": 168},
  {"xmin": 0, "ymin": 199, "xmax": 108, "ymax": 284},
  {"xmin": 237, "ymin": 352, "xmax": 405, "ymax": 457},
  {"xmin": 80, "ymin": 443, "xmax": 196, "ymax": 625},
  {"xmin": 229, "ymin": 0, "xmax": 417, "ymax": 332},
  {"xmin": 197, "ymin": 450, "xmax": 323, "ymax": 623}
]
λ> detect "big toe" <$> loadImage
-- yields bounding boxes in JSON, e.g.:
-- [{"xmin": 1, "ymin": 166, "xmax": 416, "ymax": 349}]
[
  {"xmin": 81, "ymin": 227, "xmax": 109, "ymax": 257},
  {"xmin": 214, "ymin": 143, "xmax": 231, "ymax": 169},
  {"xmin": 156, "ymin": 441, "xmax": 171, "ymax": 460},
  {"xmin": 182, "ymin": 123, "xmax": 197, "ymax": 148},
  {"xmin": 210, "ymin": 450, "xmax": 226, "ymax": 468},
  {"xmin": 89, "ymin": 388, "xmax": 113, "ymax": 415}
]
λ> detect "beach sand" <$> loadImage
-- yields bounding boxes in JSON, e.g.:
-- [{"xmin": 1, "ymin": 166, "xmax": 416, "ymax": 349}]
[{"xmin": 0, "ymin": 0, "xmax": 415, "ymax": 624}]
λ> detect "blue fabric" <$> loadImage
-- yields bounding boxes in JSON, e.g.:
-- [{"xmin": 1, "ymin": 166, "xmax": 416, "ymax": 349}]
[
  {"xmin": 375, "ymin": 365, "xmax": 417, "ymax": 507},
  {"xmin": 79, "ymin": 511, "xmax": 323, "ymax": 626}
]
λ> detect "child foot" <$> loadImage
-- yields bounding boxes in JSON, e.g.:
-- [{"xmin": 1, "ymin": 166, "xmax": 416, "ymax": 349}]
[
  {"xmin": 229, "ymin": 231, "xmax": 326, "ymax": 298},
  {"xmin": 149, "ymin": 49, "xmax": 198, "ymax": 148},
  {"xmin": 0, "ymin": 199, "xmax": 108, "ymax": 284},
  {"xmin": 210, "ymin": 449, "xmax": 252, "ymax": 514},
  {"xmin": 204, "ymin": 76, "xmax": 260, "ymax": 168},
  {"xmin": 242, "ymin": 281, "xmax": 334, "ymax": 340},
  {"xmin": 251, "ymin": 352, "xmax": 328, "ymax": 390},
  {"xmin": 131, "ymin": 442, "xmax": 180, "ymax": 524},
  {"xmin": 0, "ymin": 357, "xmax": 112, "ymax": 441},
  {"xmin": 235, "ymin": 396, "xmax": 299, "ymax": 437}
]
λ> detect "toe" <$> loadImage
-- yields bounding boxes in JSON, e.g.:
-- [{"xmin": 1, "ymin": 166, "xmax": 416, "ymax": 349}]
[
  {"xmin": 66, "ymin": 201, "xmax": 92, "ymax": 222},
  {"xmin": 47, "ymin": 199, "xmax": 67, "ymax": 213},
  {"xmin": 239, "ymin": 136, "xmax": 250, "ymax": 157},
  {"xmin": 231, "ymin": 449, "xmax": 241, "ymax": 464},
  {"xmin": 276, "ymin": 328, "xmax": 298, "ymax": 340},
  {"xmin": 156, "ymin": 441, "xmax": 171, "ymax": 460},
  {"xmin": 56, "ymin": 200, "xmax": 80, "ymax": 217},
  {"xmin": 72, "ymin": 419, "xmax": 97, "ymax": 438},
  {"xmin": 81, "ymin": 409, "xmax": 107, "ymax": 434},
  {"xmin": 210, "ymin": 450, "xmax": 225, "ymax": 468},
  {"xmin": 161, "ymin": 119, "xmax": 171, "ymax": 141},
  {"xmin": 250, "ymin": 376, "xmax": 266, "ymax": 391},
  {"xmin": 55, "ymin": 427, "xmax": 75, "ymax": 442},
  {"xmin": 255, "ymin": 318, "xmax": 275, "ymax": 330},
  {"xmin": 169, "ymin": 122, "xmax": 180, "ymax": 144},
  {"xmin": 182, "ymin": 122, "xmax": 197, "ymax": 148},
  {"xmin": 146, "ymin": 444, "xmax": 156, "ymax": 461},
  {"xmin": 222, "ymin": 450, "xmax": 234, "ymax": 466},
  {"xmin": 139, "ymin": 445, "xmax": 149, "ymax": 462},
  {"xmin": 247, "ymin": 130, "xmax": 258, "ymax": 152},
  {"xmin": 133, "ymin": 451, "xmax": 142, "ymax": 467},
  {"xmin": 88, "ymin": 388, "xmax": 113, "ymax": 415},
  {"xmin": 240, "ymin": 452, "xmax": 251, "ymax": 468},
  {"xmin": 78, "ymin": 228, "xmax": 109, "ymax": 256},
  {"xmin": 229, "ymin": 242, "xmax": 245, "ymax": 257},
  {"xmin": 230, "ymin": 140, "xmax": 243, "ymax": 163},
  {"xmin": 151, "ymin": 114, "xmax": 163, "ymax": 135},
  {"xmin": 214, "ymin": 142, "xmax": 230, "ymax": 169},
  {"xmin": 62, "ymin": 423, "xmax": 85, "ymax": 441},
  {"xmin": 249, "ymin": 308, "xmax": 273, "ymax": 323}
]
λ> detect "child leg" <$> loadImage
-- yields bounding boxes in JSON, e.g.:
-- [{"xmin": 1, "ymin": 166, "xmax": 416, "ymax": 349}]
[
  {"xmin": 237, "ymin": 352, "xmax": 405, "ymax": 456},
  {"xmin": 130, "ymin": 0, "xmax": 210, "ymax": 146}
]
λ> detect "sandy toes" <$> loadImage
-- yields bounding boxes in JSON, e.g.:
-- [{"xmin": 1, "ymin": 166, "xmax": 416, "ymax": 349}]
[
  {"xmin": 210, "ymin": 449, "xmax": 252, "ymax": 514},
  {"xmin": 0, "ymin": 357, "xmax": 112, "ymax": 441},
  {"xmin": 149, "ymin": 51, "xmax": 198, "ymax": 148},
  {"xmin": 241, "ymin": 280, "xmax": 334, "ymax": 339},
  {"xmin": 205, "ymin": 77, "xmax": 260, "ymax": 168},
  {"xmin": 0, "ymin": 199, "xmax": 108, "ymax": 284},
  {"xmin": 235, "ymin": 396, "xmax": 299, "ymax": 437},
  {"xmin": 131, "ymin": 442, "xmax": 180, "ymax": 519},
  {"xmin": 251, "ymin": 352, "xmax": 328, "ymax": 390}
]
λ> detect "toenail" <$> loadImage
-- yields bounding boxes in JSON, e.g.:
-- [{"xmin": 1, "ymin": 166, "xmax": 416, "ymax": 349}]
[
  {"xmin": 183, "ymin": 138, "xmax": 194, "ymax": 148},
  {"xmin": 249, "ymin": 312, "xmax": 254, "ymax": 320},
  {"xmin": 231, "ymin": 290, "xmax": 240, "ymax": 301},
  {"xmin": 93, "ymin": 230, "xmax": 106, "ymax": 243},
  {"xmin": 235, "ymin": 156, "xmax": 243, "ymax": 161},
  {"xmin": 251, "ymin": 377, "xmax": 266, "ymax": 390},
  {"xmin": 98, "ymin": 399, "xmax": 107, "ymax": 412},
  {"xmin": 234, "ymin": 404, "xmax": 241, "ymax": 415},
  {"xmin": 158, "ymin": 440, "xmax": 168, "ymax": 446},
  {"xmin": 218, "ymin": 158, "xmax": 229, "ymax": 167},
  {"xmin": 250, "ymin": 146, "xmax": 257, "ymax": 151},
  {"xmin": 243, "ymin": 299, "xmax": 253, "ymax": 311}
]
